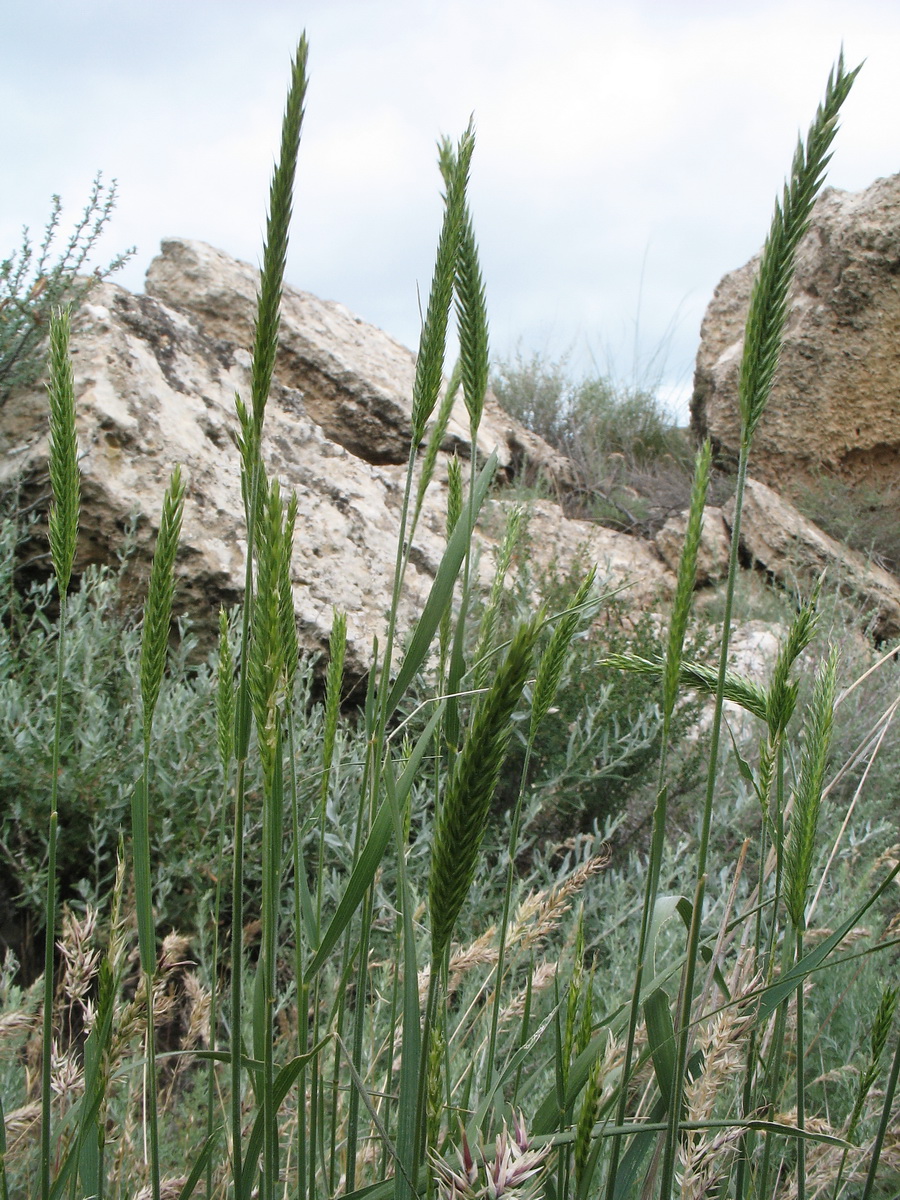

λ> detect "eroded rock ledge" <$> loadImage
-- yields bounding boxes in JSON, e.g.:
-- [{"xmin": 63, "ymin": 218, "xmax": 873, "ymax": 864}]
[{"xmin": 0, "ymin": 238, "xmax": 673, "ymax": 676}]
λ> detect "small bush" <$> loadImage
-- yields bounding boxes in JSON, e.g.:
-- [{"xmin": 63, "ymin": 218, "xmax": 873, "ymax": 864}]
[
  {"xmin": 491, "ymin": 351, "xmax": 700, "ymax": 534},
  {"xmin": 0, "ymin": 174, "xmax": 134, "ymax": 403}
]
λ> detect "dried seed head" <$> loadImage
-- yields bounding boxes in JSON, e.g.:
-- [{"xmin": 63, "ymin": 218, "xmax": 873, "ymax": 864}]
[{"xmin": 433, "ymin": 1115, "xmax": 550, "ymax": 1200}]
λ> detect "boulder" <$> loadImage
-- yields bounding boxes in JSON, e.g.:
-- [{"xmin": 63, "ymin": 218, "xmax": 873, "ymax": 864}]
[
  {"xmin": 654, "ymin": 505, "xmax": 731, "ymax": 586},
  {"xmin": 726, "ymin": 479, "xmax": 900, "ymax": 642},
  {"xmin": 0, "ymin": 240, "xmax": 671, "ymax": 677},
  {"xmin": 145, "ymin": 238, "xmax": 573, "ymax": 483},
  {"xmin": 692, "ymin": 174, "xmax": 900, "ymax": 496}
]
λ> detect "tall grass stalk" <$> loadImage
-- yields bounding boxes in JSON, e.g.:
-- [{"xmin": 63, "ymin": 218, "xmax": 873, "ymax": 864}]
[
  {"xmin": 40, "ymin": 308, "xmax": 80, "ymax": 1200},
  {"xmin": 604, "ymin": 437, "xmax": 711, "ymax": 1197},
  {"xmin": 485, "ymin": 567, "xmax": 598, "ymax": 1085},
  {"xmin": 207, "ymin": 607, "xmax": 234, "ymax": 1200},
  {"xmin": 227, "ymin": 39, "xmax": 307, "ymax": 1198},
  {"xmin": 785, "ymin": 648, "xmax": 837, "ymax": 1200},
  {"xmin": 134, "ymin": 466, "xmax": 185, "ymax": 1200},
  {"xmin": 656, "ymin": 53, "xmax": 860, "ymax": 1200}
]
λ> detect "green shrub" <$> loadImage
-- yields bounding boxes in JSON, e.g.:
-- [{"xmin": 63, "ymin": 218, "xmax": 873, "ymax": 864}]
[
  {"xmin": 492, "ymin": 351, "xmax": 703, "ymax": 534},
  {"xmin": 0, "ymin": 174, "xmax": 133, "ymax": 403}
]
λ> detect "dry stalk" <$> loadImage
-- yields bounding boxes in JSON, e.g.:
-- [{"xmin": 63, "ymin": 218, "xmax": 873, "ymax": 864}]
[
  {"xmin": 775, "ymin": 1109, "xmax": 844, "ymax": 1200},
  {"xmin": 135, "ymin": 1177, "xmax": 190, "ymax": 1200},
  {"xmin": 0, "ymin": 1007, "xmax": 38, "ymax": 1042},
  {"xmin": 512, "ymin": 850, "xmax": 610, "ymax": 950},
  {"xmin": 416, "ymin": 848, "xmax": 609, "ymax": 1003},
  {"xmin": 500, "ymin": 961, "xmax": 559, "ymax": 1024},
  {"xmin": 2, "ymin": 1101, "xmax": 41, "ymax": 1158},
  {"xmin": 679, "ymin": 949, "xmax": 758, "ymax": 1199}
]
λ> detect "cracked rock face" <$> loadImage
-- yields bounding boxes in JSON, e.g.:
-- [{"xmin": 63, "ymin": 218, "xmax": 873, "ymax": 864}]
[
  {"xmin": 691, "ymin": 174, "xmax": 900, "ymax": 495},
  {"xmin": 1, "ymin": 238, "xmax": 671, "ymax": 676},
  {"xmin": 725, "ymin": 479, "xmax": 900, "ymax": 642}
]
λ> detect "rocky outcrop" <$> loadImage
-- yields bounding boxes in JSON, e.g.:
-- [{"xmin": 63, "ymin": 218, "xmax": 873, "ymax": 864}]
[
  {"xmin": 726, "ymin": 479, "xmax": 900, "ymax": 641},
  {"xmin": 651, "ymin": 477, "xmax": 900, "ymax": 641},
  {"xmin": 691, "ymin": 174, "xmax": 900, "ymax": 495},
  {"xmin": 0, "ymin": 239, "xmax": 671, "ymax": 676},
  {"xmin": 145, "ymin": 239, "xmax": 573, "ymax": 481}
]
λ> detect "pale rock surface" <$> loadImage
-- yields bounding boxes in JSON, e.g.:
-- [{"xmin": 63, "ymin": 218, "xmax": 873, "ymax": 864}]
[
  {"xmin": 654, "ymin": 505, "xmax": 731, "ymax": 586},
  {"xmin": 0, "ymin": 240, "xmax": 670, "ymax": 676},
  {"xmin": 498, "ymin": 497, "xmax": 675, "ymax": 612},
  {"xmin": 726, "ymin": 479, "xmax": 900, "ymax": 642},
  {"xmin": 724, "ymin": 620, "xmax": 785, "ymax": 741},
  {"xmin": 692, "ymin": 175, "xmax": 900, "ymax": 494},
  {"xmin": 690, "ymin": 618, "xmax": 785, "ymax": 742},
  {"xmin": 145, "ymin": 239, "xmax": 574, "ymax": 483}
]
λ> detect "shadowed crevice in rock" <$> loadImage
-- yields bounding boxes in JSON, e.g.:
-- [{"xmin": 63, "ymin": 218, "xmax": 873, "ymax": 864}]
[
  {"xmin": 273, "ymin": 345, "xmax": 413, "ymax": 465},
  {"xmin": 113, "ymin": 291, "xmax": 239, "ymax": 398}
]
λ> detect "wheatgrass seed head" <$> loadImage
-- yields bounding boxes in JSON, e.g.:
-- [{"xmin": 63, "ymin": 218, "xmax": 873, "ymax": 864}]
[
  {"xmin": 46, "ymin": 307, "xmax": 80, "ymax": 595},
  {"xmin": 140, "ymin": 466, "xmax": 185, "ymax": 732},
  {"xmin": 530, "ymin": 565, "xmax": 596, "ymax": 735},
  {"xmin": 574, "ymin": 1045, "xmax": 605, "ymax": 1190},
  {"xmin": 446, "ymin": 454, "xmax": 464, "ymax": 539},
  {"xmin": 429, "ymin": 616, "xmax": 540, "ymax": 963},
  {"xmin": 278, "ymin": 488, "xmax": 300, "ymax": 693},
  {"xmin": 250, "ymin": 37, "xmax": 308, "ymax": 431},
  {"xmin": 416, "ymin": 364, "xmax": 461, "ymax": 517},
  {"xmin": 248, "ymin": 475, "xmax": 295, "ymax": 785},
  {"xmin": 784, "ymin": 646, "xmax": 838, "ymax": 928},
  {"xmin": 766, "ymin": 589, "xmax": 820, "ymax": 737},
  {"xmin": 662, "ymin": 438, "xmax": 711, "ymax": 726},
  {"xmin": 411, "ymin": 127, "xmax": 473, "ymax": 443},
  {"xmin": 738, "ymin": 54, "xmax": 860, "ymax": 444},
  {"xmin": 456, "ymin": 205, "xmax": 489, "ymax": 440},
  {"xmin": 474, "ymin": 504, "xmax": 526, "ymax": 691},
  {"xmin": 604, "ymin": 652, "xmax": 770, "ymax": 724}
]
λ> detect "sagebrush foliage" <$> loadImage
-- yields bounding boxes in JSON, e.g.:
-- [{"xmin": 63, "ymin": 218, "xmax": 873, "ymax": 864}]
[{"xmin": 0, "ymin": 175, "xmax": 133, "ymax": 403}]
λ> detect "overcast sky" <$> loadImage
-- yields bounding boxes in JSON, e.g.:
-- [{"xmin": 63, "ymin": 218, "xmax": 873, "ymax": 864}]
[{"xmin": 4, "ymin": 1, "xmax": 899, "ymax": 422}]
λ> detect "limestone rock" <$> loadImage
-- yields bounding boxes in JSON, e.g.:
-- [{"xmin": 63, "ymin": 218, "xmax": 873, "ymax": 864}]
[
  {"xmin": 0, "ymin": 241, "xmax": 669, "ymax": 676},
  {"xmin": 145, "ymin": 238, "xmax": 574, "ymax": 484},
  {"xmin": 654, "ymin": 505, "xmax": 730, "ymax": 586},
  {"xmin": 725, "ymin": 479, "xmax": 900, "ymax": 641},
  {"xmin": 692, "ymin": 174, "xmax": 900, "ymax": 495},
  {"xmin": 508, "ymin": 498, "xmax": 675, "ymax": 612}
]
